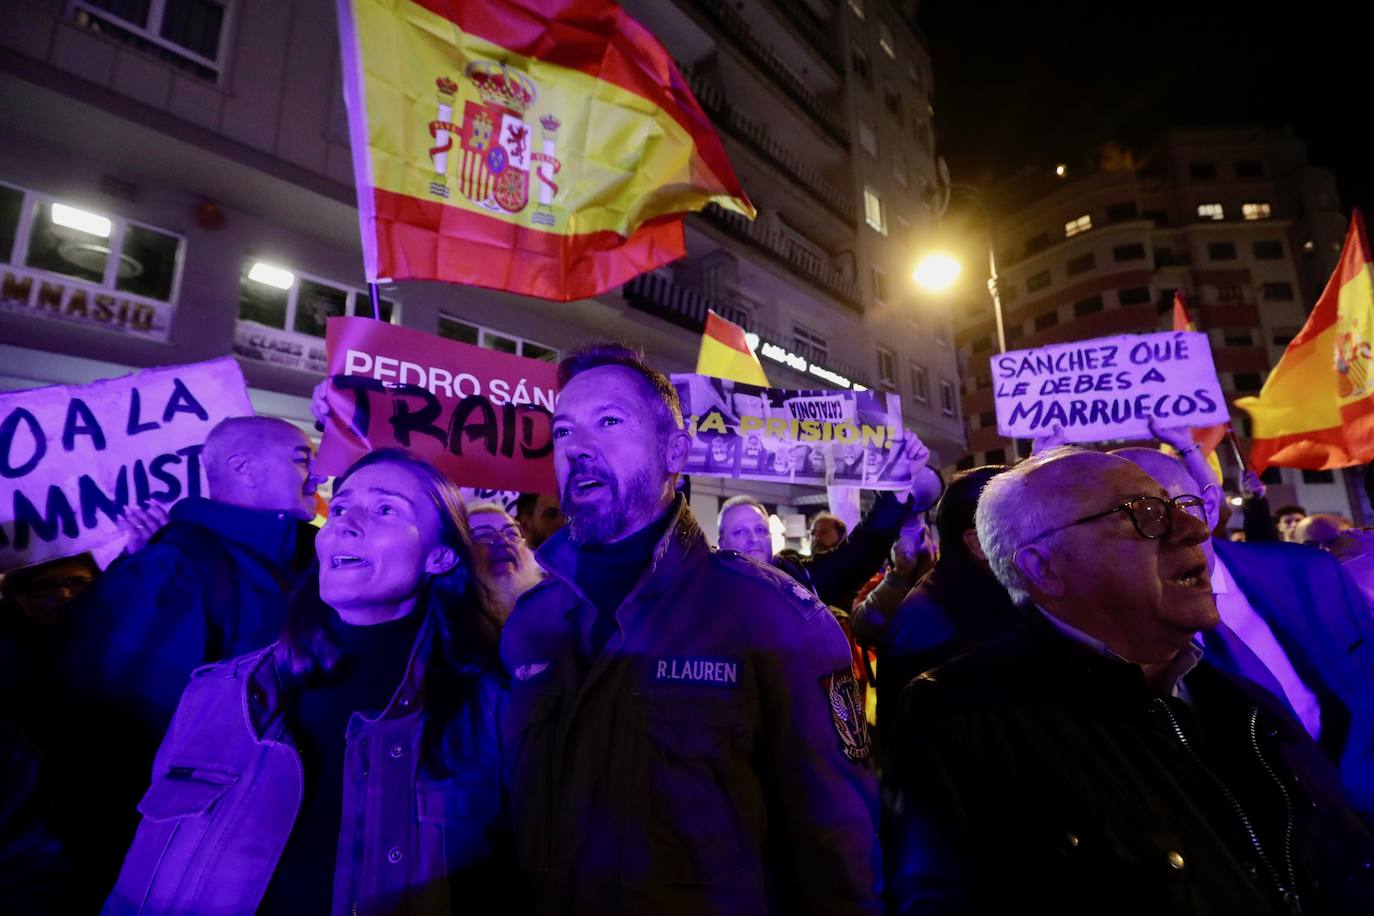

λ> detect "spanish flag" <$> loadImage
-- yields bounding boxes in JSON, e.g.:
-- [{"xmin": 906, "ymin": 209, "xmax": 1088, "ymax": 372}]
[
  {"xmin": 1236, "ymin": 210, "xmax": 1374, "ymax": 472},
  {"xmin": 336, "ymin": 0, "xmax": 754, "ymax": 302},
  {"xmin": 1171, "ymin": 291, "xmax": 1228, "ymax": 457},
  {"xmin": 697, "ymin": 310, "xmax": 770, "ymax": 386}
]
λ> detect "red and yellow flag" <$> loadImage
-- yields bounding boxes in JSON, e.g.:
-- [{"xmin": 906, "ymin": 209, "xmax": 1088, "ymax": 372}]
[
  {"xmin": 336, "ymin": 0, "xmax": 754, "ymax": 302},
  {"xmin": 1236, "ymin": 210, "xmax": 1374, "ymax": 472},
  {"xmin": 1171, "ymin": 291, "xmax": 1228, "ymax": 457},
  {"xmin": 697, "ymin": 310, "xmax": 769, "ymax": 386}
]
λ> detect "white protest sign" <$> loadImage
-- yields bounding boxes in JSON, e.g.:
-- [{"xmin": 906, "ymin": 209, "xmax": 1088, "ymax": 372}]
[
  {"xmin": 993, "ymin": 330, "xmax": 1226, "ymax": 442},
  {"xmin": 0, "ymin": 357, "xmax": 253, "ymax": 572}
]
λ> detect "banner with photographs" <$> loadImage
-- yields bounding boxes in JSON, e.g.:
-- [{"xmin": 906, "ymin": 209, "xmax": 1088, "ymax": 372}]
[{"xmin": 670, "ymin": 374, "xmax": 923, "ymax": 490}]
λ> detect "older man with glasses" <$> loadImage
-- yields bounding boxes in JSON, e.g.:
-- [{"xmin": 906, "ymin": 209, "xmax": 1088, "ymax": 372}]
[
  {"xmin": 882, "ymin": 446, "xmax": 1374, "ymax": 916},
  {"xmin": 466, "ymin": 501, "xmax": 545, "ymax": 625}
]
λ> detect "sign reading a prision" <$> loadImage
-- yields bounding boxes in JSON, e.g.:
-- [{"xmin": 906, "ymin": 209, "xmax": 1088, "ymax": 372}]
[{"xmin": 992, "ymin": 331, "xmax": 1228, "ymax": 442}]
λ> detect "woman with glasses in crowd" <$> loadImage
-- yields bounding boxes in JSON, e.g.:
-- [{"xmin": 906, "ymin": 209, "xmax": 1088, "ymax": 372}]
[
  {"xmin": 466, "ymin": 501, "xmax": 546, "ymax": 624},
  {"xmin": 104, "ymin": 448, "xmax": 509, "ymax": 915}
]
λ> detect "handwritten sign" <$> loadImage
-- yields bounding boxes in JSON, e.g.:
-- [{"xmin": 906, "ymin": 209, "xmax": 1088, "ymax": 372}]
[
  {"xmin": 316, "ymin": 317, "xmax": 557, "ymax": 494},
  {"xmin": 671, "ymin": 374, "xmax": 923, "ymax": 490},
  {"xmin": 0, "ymin": 358, "xmax": 253, "ymax": 572},
  {"xmin": 992, "ymin": 331, "xmax": 1226, "ymax": 442}
]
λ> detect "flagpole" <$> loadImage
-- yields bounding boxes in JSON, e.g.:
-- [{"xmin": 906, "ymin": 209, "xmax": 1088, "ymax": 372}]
[{"xmin": 368, "ymin": 282, "xmax": 382, "ymax": 321}]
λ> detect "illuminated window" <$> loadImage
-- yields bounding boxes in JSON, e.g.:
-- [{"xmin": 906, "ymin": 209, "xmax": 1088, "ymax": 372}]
[
  {"xmin": 1064, "ymin": 214, "xmax": 1092, "ymax": 237},
  {"xmin": 1197, "ymin": 202, "xmax": 1225, "ymax": 221},
  {"xmin": 1242, "ymin": 202, "xmax": 1272, "ymax": 220},
  {"xmin": 858, "ymin": 118, "xmax": 878, "ymax": 156},
  {"xmin": 863, "ymin": 187, "xmax": 886, "ymax": 235},
  {"xmin": 73, "ymin": 0, "xmax": 228, "ymax": 81},
  {"xmin": 437, "ymin": 316, "xmax": 557, "ymax": 361},
  {"xmin": 878, "ymin": 23, "xmax": 896, "ymax": 58}
]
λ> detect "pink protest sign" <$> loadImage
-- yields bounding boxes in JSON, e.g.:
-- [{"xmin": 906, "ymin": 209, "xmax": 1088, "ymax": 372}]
[{"xmin": 317, "ymin": 317, "xmax": 557, "ymax": 494}]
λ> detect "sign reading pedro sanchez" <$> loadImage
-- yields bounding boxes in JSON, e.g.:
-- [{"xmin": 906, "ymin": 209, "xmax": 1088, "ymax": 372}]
[
  {"xmin": 993, "ymin": 330, "xmax": 1226, "ymax": 442},
  {"xmin": 316, "ymin": 317, "xmax": 557, "ymax": 493}
]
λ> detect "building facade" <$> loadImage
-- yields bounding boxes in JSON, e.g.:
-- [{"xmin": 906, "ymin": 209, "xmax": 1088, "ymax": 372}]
[
  {"xmin": 954, "ymin": 127, "xmax": 1358, "ymax": 520},
  {"xmin": 0, "ymin": 0, "xmax": 962, "ymax": 545}
]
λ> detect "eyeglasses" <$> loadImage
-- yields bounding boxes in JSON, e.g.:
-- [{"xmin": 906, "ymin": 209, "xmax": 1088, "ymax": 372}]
[
  {"xmin": 1023, "ymin": 494, "xmax": 1207, "ymax": 546},
  {"xmin": 472, "ymin": 525, "xmax": 525, "ymax": 545}
]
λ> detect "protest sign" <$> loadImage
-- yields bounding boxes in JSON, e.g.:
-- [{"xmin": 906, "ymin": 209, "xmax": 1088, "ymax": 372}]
[
  {"xmin": 671, "ymin": 374, "xmax": 923, "ymax": 490},
  {"xmin": 461, "ymin": 488, "xmax": 522, "ymax": 514},
  {"xmin": 0, "ymin": 358, "xmax": 253, "ymax": 572},
  {"xmin": 992, "ymin": 330, "xmax": 1227, "ymax": 442},
  {"xmin": 316, "ymin": 317, "xmax": 557, "ymax": 494}
]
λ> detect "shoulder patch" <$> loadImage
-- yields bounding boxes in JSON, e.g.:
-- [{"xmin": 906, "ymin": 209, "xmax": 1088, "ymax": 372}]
[
  {"xmin": 821, "ymin": 667, "xmax": 872, "ymax": 764},
  {"xmin": 714, "ymin": 549, "xmax": 827, "ymax": 620}
]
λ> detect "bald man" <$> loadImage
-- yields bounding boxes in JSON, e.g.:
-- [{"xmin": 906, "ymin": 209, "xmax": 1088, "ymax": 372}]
[
  {"xmin": 884, "ymin": 447, "xmax": 1374, "ymax": 914},
  {"xmin": 57, "ymin": 416, "xmax": 321, "ymax": 905},
  {"xmin": 1117, "ymin": 447, "xmax": 1374, "ymax": 821}
]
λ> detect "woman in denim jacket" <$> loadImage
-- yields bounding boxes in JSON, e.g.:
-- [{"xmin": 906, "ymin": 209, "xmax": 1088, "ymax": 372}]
[{"xmin": 105, "ymin": 448, "xmax": 510, "ymax": 915}]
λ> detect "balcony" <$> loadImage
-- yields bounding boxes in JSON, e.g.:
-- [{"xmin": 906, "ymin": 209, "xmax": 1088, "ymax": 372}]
[
  {"xmin": 622, "ymin": 273, "xmax": 870, "ymax": 386},
  {"xmin": 683, "ymin": 66, "xmax": 855, "ymax": 225},
  {"xmin": 695, "ymin": 204, "xmax": 862, "ymax": 310},
  {"xmin": 680, "ymin": 0, "xmax": 849, "ymax": 146},
  {"xmin": 760, "ymin": 0, "xmax": 845, "ymax": 73}
]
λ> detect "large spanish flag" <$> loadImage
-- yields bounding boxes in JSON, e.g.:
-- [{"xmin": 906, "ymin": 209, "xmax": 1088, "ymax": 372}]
[
  {"xmin": 1236, "ymin": 210, "xmax": 1374, "ymax": 472},
  {"xmin": 697, "ymin": 310, "xmax": 770, "ymax": 386},
  {"xmin": 336, "ymin": 0, "xmax": 754, "ymax": 301}
]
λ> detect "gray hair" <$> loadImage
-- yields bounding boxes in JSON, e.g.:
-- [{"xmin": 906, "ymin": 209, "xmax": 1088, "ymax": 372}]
[
  {"xmin": 717, "ymin": 494, "xmax": 767, "ymax": 531},
  {"xmin": 465, "ymin": 501, "xmax": 514, "ymax": 521},
  {"xmin": 974, "ymin": 446, "xmax": 1087, "ymax": 604}
]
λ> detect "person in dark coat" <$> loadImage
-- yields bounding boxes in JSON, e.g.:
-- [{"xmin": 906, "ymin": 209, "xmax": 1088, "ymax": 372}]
[
  {"xmin": 56, "ymin": 415, "xmax": 321, "ymax": 906},
  {"xmin": 883, "ymin": 447, "xmax": 1374, "ymax": 915},
  {"xmin": 868, "ymin": 464, "xmax": 1018, "ymax": 738}
]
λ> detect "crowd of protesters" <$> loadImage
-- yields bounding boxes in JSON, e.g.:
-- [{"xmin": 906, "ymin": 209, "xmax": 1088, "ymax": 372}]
[{"xmin": 2, "ymin": 340, "xmax": 1374, "ymax": 914}]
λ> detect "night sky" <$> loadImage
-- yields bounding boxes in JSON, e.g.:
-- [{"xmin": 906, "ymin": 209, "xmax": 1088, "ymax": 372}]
[{"xmin": 918, "ymin": 1, "xmax": 1372, "ymax": 217}]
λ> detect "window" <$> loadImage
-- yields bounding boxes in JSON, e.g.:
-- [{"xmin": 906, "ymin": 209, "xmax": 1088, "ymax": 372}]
[
  {"xmin": 74, "ymin": 0, "xmax": 228, "ymax": 81},
  {"xmin": 1242, "ymin": 202, "xmax": 1272, "ymax": 221},
  {"xmin": 851, "ymin": 45, "xmax": 870, "ymax": 84},
  {"xmin": 1105, "ymin": 201, "xmax": 1139, "ymax": 222},
  {"xmin": 1232, "ymin": 372, "xmax": 1263, "ymax": 392},
  {"xmin": 1143, "ymin": 208, "xmax": 1170, "ymax": 226},
  {"xmin": 1064, "ymin": 214, "xmax": 1092, "ymax": 237},
  {"xmin": 878, "ymin": 22, "xmax": 896, "ymax": 58},
  {"xmin": 863, "ymin": 187, "xmax": 886, "ymax": 234},
  {"xmin": 938, "ymin": 379, "xmax": 957, "ymax": 416},
  {"xmin": 1216, "ymin": 284, "xmax": 1244, "ymax": 303},
  {"xmin": 847, "ymin": 0, "xmax": 865, "ymax": 18},
  {"xmin": 1034, "ymin": 310, "xmax": 1059, "ymax": 330},
  {"xmin": 1067, "ymin": 252, "xmax": 1096, "ymax": 276},
  {"xmin": 1027, "ymin": 269, "xmax": 1051, "ymax": 292},
  {"xmin": 437, "ymin": 316, "xmax": 557, "ymax": 362},
  {"xmin": 892, "ymin": 153, "xmax": 909, "ymax": 187},
  {"xmin": 1235, "ymin": 160, "xmax": 1264, "ymax": 178},
  {"xmin": 871, "ymin": 266, "xmax": 888, "ymax": 303},
  {"xmin": 877, "ymin": 347, "xmax": 897, "ymax": 388},
  {"xmin": 883, "ymin": 84, "xmax": 901, "ymax": 119},
  {"xmin": 1189, "ymin": 162, "xmax": 1218, "ymax": 181},
  {"xmin": 1025, "ymin": 232, "xmax": 1052, "ymax": 255},
  {"xmin": 1301, "ymin": 469, "xmax": 1335, "ymax": 484},
  {"xmin": 1208, "ymin": 241, "xmax": 1237, "ymax": 261},
  {"xmin": 1272, "ymin": 327, "xmax": 1297, "ymax": 347},
  {"xmin": 1197, "ymin": 203, "xmax": 1224, "ymax": 221},
  {"xmin": 1223, "ymin": 329, "xmax": 1254, "ymax": 347},
  {"xmin": 857, "ymin": 117, "xmax": 877, "ymax": 156},
  {"xmin": 0, "ymin": 184, "xmax": 185, "ymax": 340},
  {"xmin": 793, "ymin": 324, "xmax": 829, "ymax": 363},
  {"xmin": 1118, "ymin": 286, "xmax": 1151, "ymax": 305},
  {"xmin": 1262, "ymin": 281, "xmax": 1294, "ymax": 301},
  {"xmin": 239, "ymin": 262, "xmax": 394, "ymax": 336},
  {"xmin": 1253, "ymin": 240, "xmax": 1284, "ymax": 260},
  {"xmin": 1074, "ymin": 295, "xmax": 1104, "ymax": 317},
  {"xmin": 1113, "ymin": 242, "xmax": 1146, "ymax": 262},
  {"xmin": 909, "ymin": 364, "xmax": 929, "ymax": 403}
]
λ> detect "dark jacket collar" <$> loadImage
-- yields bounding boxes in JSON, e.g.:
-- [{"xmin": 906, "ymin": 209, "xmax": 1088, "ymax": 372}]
[
  {"xmin": 534, "ymin": 493, "xmax": 708, "ymax": 609},
  {"xmin": 170, "ymin": 497, "xmax": 312, "ymax": 567}
]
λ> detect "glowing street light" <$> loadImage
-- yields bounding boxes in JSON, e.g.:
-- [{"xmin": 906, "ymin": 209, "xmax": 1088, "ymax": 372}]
[
  {"xmin": 912, "ymin": 252, "xmax": 962, "ymax": 293},
  {"xmin": 1055, "ymin": 163, "xmax": 1068, "ymax": 178},
  {"xmin": 247, "ymin": 261, "xmax": 296, "ymax": 290}
]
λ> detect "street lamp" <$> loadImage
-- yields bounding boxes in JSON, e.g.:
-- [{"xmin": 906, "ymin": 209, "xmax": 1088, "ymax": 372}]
[{"xmin": 913, "ymin": 181, "xmax": 1018, "ymax": 455}]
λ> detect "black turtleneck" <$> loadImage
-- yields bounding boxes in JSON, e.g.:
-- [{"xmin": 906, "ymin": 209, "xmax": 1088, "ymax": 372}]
[
  {"xmin": 575, "ymin": 505, "xmax": 675, "ymax": 658},
  {"xmin": 259, "ymin": 609, "xmax": 424, "ymax": 915}
]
